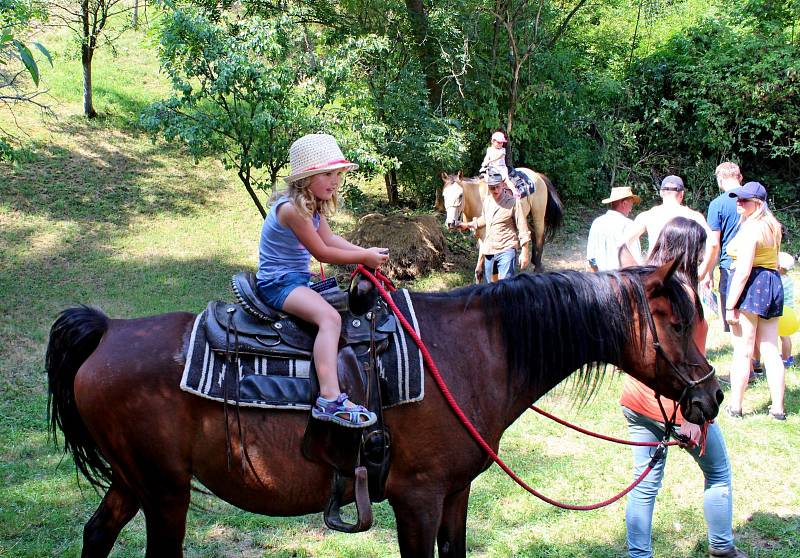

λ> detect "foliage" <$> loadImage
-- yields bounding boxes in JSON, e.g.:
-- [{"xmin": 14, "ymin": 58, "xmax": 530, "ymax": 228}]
[
  {"xmin": 143, "ymin": 6, "xmax": 358, "ymax": 217},
  {"xmin": 623, "ymin": 13, "xmax": 800, "ymax": 204},
  {"xmin": 0, "ymin": 0, "xmax": 50, "ymax": 160},
  {"xmin": 334, "ymin": 33, "xmax": 467, "ymax": 204}
]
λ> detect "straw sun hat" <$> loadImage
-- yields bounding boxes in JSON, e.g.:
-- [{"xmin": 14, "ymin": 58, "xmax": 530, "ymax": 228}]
[
  {"xmin": 602, "ymin": 186, "xmax": 640, "ymax": 205},
  {"xmin": 284, "ymin": 134, "xmax": 359, "ymax": 183}
]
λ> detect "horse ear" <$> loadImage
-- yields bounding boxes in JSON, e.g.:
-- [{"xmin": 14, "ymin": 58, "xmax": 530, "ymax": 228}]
[
  {"xmin": 458, "ymin": 170, "xmax": 463, "ymax": 180},
  {"xmin": 618, "ymin": 244, "xmax": 638, "ymax": 268},
  {"xmin": 441, "ymin": 172, "xmax": 448, "ymax": 181},
  {"xmin": 644, "ymin": 259, "xmax": 679, "ymax": 296}
]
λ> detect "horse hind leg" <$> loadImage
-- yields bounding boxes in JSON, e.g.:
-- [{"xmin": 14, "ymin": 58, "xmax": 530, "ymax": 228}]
[
  {"xmin": 82, "ymin": 479, "xmax": 140, "ymax": 558},
  {"xmin": 436, "ymin": 485, "xmax": 471, "ymax": 558},
  {"xmin": 142, "ymin": 486, "xmax": 191, "ymax": 558}
]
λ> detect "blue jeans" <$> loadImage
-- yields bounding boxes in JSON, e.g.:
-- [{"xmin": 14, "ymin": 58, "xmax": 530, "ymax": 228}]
[
  {"xmin": 484, "ymin": 249, "xmax": 517, "ymax": 284},
  {"xmin": 256, "ymin": 271, "xmax": 311, "ymax": 310},
  {"xmin": 623, "ymin": 407, "xmax": 734, "ymax": 557}
]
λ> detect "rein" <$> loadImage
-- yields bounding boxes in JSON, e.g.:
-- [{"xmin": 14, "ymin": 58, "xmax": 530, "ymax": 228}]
[
  {"xmin": 637, "ymin": 281, "xmax": 716, "ymax": 455},
  {"xmin": 356, "ymin": 265, "xmax": 684, "ymax": 511}
]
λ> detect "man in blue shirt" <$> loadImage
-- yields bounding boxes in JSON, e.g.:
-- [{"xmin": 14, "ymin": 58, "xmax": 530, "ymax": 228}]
[{"xmin": 706, "ymin": 162, "xmax": 743, "ymax": 332}]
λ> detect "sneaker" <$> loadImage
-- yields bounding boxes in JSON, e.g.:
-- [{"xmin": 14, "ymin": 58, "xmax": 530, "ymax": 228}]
[
  {"xmin": 751, "ymin": 359, "xmax": 764, "ymax": 376},
  {"xmin": 709, "ymin": 546, "xmax": 748, "ymax": 558},
  {"xmin": 783, "ymin": 355, "xmax": 794, "ymax": 368}
]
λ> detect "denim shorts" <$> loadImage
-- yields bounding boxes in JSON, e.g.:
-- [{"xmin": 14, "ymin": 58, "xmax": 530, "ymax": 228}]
[{"xmin": 256, "ymin": 272, "xmax": 311, "ymax": 310}]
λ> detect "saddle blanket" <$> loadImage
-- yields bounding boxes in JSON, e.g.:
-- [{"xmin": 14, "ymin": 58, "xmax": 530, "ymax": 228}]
[
  {"xmin": 513, "ymin": 171, "xmax": 536, "ymax": 198},
  {"xmin": 180, "ymin": 289, "xmax": 424, "ymax": 410}
]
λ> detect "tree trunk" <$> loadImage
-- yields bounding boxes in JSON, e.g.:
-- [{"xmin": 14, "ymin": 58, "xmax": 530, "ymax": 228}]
[
  {"xmin": 239, "ymin": 165, "xmax": 267, "ymax": 218},
  {"xmin": 384, "ymin": 171, "xmax": 399, "ymax": 206},
  {"xmin": 404, "ymin": 0, "xmax": 442, "ymax": 111},
  {"xmin": 82, "ymin": 44, "xmax": 97, "ymax": 118},
  {"xmin": 132, "ymin": 0, "xmax": 139, "ymax": 29}
]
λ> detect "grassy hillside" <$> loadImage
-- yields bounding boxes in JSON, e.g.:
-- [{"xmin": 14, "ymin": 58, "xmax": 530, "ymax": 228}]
[{"xmin": 1, "ymin": 22, "xmax": 798, "ymax": 558}]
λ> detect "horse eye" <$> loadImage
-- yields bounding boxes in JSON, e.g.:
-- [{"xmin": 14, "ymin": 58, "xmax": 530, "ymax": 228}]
[{"xmin": 671, "ymin": 322, "xmax": 686, "ymax": 334}]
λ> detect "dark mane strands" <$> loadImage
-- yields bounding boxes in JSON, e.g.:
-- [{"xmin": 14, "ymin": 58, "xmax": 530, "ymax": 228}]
[{"xmin": 428, "ymin": 268, "xmax": 696, "ymax": 405}]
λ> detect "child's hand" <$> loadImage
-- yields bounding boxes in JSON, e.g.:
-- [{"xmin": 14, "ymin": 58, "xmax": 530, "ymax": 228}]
[{"xmin": 364, "ymin": 247, "xmax": 390, "ymax": 268}]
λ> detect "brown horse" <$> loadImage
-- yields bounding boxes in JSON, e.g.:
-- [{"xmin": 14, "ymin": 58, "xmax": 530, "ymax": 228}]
[
  {"xmin": 47, "ymin": 263, "xmax": 721, "ymax": 557},
  {"xmin": 441, "ymin": 169, "xmax": 563, "ymax": 273}
]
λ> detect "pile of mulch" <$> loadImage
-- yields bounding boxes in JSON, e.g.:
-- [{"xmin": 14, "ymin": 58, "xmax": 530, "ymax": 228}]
[{"xmin": 346, "ymin": 213, "xmax": 447, "ymax": 280}]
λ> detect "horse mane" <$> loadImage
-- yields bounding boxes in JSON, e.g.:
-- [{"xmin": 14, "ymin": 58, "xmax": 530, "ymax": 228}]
[{"xmin": 431, "ymin": 268, "xmax": 696, "ymax": 404}]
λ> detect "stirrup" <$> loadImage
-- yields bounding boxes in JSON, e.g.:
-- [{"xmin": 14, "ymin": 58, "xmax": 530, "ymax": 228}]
[{"xmin": 312, "ymin": 393, "xmax": 377, "ymax": 428}]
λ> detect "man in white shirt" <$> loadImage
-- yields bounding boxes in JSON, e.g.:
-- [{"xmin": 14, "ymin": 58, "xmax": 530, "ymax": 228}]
[
  {"xmin": 621, "ymin": 175, "xmax": 718, "ymax": 283},
  {"xmin": 586, "ymin": 186, "xmax": 641, "ymax": 271}
]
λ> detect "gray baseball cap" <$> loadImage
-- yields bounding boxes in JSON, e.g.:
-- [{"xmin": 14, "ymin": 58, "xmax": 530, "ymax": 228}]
[{"xmin": 660, "ymin": 175, "xmax": 684, "ymax": 191}]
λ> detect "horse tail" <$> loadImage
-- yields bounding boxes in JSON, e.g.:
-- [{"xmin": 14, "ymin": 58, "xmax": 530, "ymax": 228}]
[
  {"xmin": 46, "ymin": 305, "xmax": 112, "ymax": 489},
  {"xmin": 541, "ymin": 174, "xmax": 564, "ymax": 242}
]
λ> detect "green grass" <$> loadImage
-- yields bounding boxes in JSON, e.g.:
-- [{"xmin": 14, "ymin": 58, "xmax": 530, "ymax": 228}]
[{"xmin": 1, "ymin": 20, "xmax": 799, "ymax": 558}]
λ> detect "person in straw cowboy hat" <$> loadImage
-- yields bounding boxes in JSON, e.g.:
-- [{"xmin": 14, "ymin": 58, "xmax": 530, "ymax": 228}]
[
  {"xmin": 256, "ymin": 133, "xmax": 389, "ymax": 428},
  {"xmin": 585, "ymin": 186, "xmax": 641, "ymax": 271}
]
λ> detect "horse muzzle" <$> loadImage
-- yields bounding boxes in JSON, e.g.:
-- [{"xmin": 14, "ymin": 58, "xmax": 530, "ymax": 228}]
[{"xmin": 681, "ymin": 377, "xmax": 723, "ymax": 423}]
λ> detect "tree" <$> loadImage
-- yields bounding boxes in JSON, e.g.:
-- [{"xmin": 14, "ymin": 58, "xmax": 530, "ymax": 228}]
[
  {"xmin": 143, "ymin": 7, "xmax": 352, "ymax": 217},
  {"xmin": 484, "ymin": 0, "xmax": 588, "ymax": 161},
  {"xmin": 0, "ymin": 0, "xmax": 51, "ymax": 159},
  {"xmin": 50, "ymin": 0, "xmax": 131, "ymax": 118}
]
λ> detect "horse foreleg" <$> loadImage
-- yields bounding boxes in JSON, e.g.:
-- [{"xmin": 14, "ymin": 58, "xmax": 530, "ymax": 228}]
[
  {"xmin": 141, "ymin": 487, "xmax": 191, "ymax": 558},
  {"xmin": 82, "ymin": 479, "xmax": 140, "ymax": 558},
  {"xmin": 436, "ymin": 485, "xmax": 471, "ymax": 558},
  {"xmin": 391, "ymin": 492, "xmax": 445, "ymax": 558}
]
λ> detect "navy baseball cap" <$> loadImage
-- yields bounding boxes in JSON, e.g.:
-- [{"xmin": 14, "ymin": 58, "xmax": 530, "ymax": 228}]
[
  {"xmin": 660, "ymin": 175, "xmax": 684, "ymax": 191},
  {"xmin": 728, "ymin": 181, "xmax": 767, "ymax": 202}
]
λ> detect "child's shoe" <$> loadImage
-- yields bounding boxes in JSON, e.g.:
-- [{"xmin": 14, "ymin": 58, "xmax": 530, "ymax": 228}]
[{"xmin": 312, "ymin": 393, "xmax": 377, "ymax": 428}]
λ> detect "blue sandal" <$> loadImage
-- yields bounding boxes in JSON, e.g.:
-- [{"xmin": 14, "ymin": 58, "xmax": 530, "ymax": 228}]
[{"xmin": 312, "ymin": 393, "xmax": 377, "ymax": 428}]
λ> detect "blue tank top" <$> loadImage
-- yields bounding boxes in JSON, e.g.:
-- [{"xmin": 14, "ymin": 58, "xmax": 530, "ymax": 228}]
[{"xmin": 257, "ymin": 197, "xmax": 320, "ymax": 282}]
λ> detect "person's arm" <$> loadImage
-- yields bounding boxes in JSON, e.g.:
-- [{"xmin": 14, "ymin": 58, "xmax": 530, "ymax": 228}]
[
  {"xmin": 317, "ymin": 217, "xmax": 362, "ymax": 251},
  {"xmin": 620, "ymin": 217, "xmax": 647, "ymax": 265},
  {"xmin": 696, "ymin": 214, "xmax": 719, "ymax": 283},
  {"xmin": 703, "ymin": 229, "xmax": 722, "ymax": 287},
  {"xmin": 514, "ymin": 200, "xmax": 531, "ymax": 269},
  {"xmin": 725, "ymin": 229, "xmax": 757, "ymax": 325},
  {"xmin": 281, "ymin": 206, "xmax": 388, "ymax": 268}
]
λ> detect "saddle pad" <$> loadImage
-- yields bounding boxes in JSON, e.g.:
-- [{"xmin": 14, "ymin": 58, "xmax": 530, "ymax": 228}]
[
  {"xmin": 514, "ymin": 171, "xmax": 536, "ymax": 198},
  {"xmin": 179, "ymin": 289, "xmax": 424, "ymax": 410}
]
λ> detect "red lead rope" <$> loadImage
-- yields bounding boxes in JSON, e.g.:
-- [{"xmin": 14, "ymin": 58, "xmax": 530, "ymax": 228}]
[{"xmin": 356, "ymin": 265, "xmax": 667, "ymax": 511}]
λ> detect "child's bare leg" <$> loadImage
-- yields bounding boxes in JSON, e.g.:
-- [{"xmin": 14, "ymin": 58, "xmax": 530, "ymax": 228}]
[
  {"xmin": 781, "ymin": 335, "xmax": 791, "ymax": 360},
  {"xmin": 757, "ymin": 318, "xmax": 785, "ymax": 414},
  {"xmin": 282, "ymin": 286, "xmax": 342, "ymax": 400},
  {"xmin": 506, "ymin": 179, "xmax": 519, "ymax": 197}
]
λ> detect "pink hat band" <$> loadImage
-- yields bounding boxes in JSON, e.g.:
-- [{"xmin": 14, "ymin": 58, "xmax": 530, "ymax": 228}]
[{"xmin": 298, "ymin": 158, "xmax": 351, "ymax": 173}]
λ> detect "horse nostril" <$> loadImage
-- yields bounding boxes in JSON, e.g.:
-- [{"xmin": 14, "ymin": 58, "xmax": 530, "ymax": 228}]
[{"xmin": 716, "ymin": 389, "xmax": 724, "ymax": 405}]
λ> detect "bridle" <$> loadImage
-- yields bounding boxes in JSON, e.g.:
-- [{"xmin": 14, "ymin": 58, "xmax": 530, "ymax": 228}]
[{"xmin": 638, "ymin": 283, "xmax": 716, "ymax": 427}]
